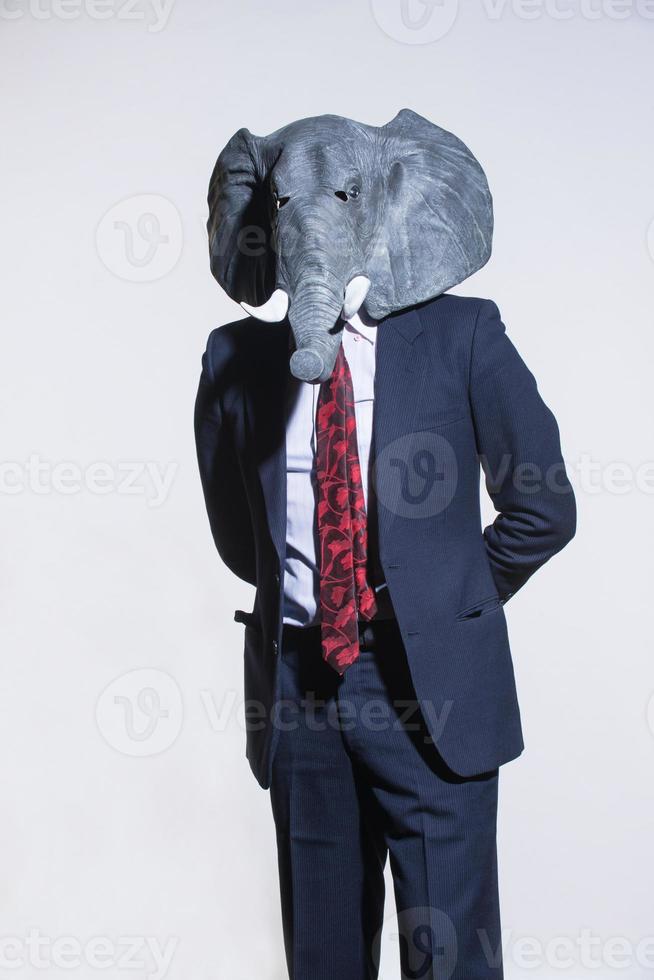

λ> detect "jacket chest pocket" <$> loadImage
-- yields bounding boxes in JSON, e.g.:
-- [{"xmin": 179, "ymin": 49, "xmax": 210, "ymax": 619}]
[{"xmin": 412, "ymin": 402, "xmax": 469, "ymax": 432}]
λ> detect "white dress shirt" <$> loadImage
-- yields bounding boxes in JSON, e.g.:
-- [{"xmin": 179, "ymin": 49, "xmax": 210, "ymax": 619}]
[{"xmin": 283, "ymin": 312, "xmax": 379, "ymax": 626}]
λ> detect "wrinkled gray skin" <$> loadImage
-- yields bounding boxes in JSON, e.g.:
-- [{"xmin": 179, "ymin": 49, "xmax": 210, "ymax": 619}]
[{"xmin": 208, "ymin": 108, "xmax": 493, "ymax": 382}]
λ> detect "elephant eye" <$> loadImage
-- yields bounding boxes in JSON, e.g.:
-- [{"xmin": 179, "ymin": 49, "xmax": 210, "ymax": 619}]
[
  {"xmin": 275, "ymin": 195, "xmax": 290, "ymax": 210},
  {"xmin": 335, "ymin": 185, "xmax": 361, "ymax": 202}
]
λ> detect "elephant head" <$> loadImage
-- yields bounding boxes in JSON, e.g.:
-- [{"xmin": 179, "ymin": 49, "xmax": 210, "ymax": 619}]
[{"xmin": 207, "ymin": 108, "xmax": 493, "ymax": 383}]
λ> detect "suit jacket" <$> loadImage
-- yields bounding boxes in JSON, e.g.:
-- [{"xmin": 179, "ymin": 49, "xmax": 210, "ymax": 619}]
[{"xmin": 195, "ymin": 295, "xmax": 576, "ymax": 788}]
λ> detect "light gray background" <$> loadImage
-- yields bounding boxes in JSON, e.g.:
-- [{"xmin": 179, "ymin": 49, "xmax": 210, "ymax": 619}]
[{"xmin": 1, "ymin": 2, "xmax": 653, "ymax": 978}]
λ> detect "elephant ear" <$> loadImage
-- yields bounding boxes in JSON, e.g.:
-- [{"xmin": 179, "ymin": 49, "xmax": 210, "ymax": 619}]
[
  {"xmin": 365, "ymin": 109, "xmax": 493, "ymax": 319},
  {"xmin": 207, "ymin": 127, "xmax": 275, "ymax": 306}
]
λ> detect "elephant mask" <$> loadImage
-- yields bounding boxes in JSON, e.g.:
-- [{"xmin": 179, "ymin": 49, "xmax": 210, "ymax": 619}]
[{"xmin": 207, "ymin": 108, "xmax": 493, "ymax": 383}]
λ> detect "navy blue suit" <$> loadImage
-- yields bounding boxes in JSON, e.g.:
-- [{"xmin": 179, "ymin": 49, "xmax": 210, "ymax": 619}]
[{"xmin": 195, "ymin": 295, "xmax": 575, "ymax": 978}]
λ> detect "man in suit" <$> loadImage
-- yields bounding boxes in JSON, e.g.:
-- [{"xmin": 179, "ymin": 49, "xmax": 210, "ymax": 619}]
[
  {"xmin": 195, "ymin": 294, "xmax": 576, "ymax": 978},
  {"xmin": 195, "ymin": 112, "xmax": 576, "ymax": 980}
]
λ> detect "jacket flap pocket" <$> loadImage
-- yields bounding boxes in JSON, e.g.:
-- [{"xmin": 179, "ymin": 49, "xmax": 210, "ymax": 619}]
[{"xmin": 456, "ymin": 595, "xmax": 502, "ymax": 621}]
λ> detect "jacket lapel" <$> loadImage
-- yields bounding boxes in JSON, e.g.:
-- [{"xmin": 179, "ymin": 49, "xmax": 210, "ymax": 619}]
[{"xmin": 372, "ymin": 306, "xmax": 429, "ymax": 538}]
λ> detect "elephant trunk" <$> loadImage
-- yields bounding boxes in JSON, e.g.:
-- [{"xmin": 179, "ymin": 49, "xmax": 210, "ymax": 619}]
[{"xmin": 287, "ymin": 276, "xmax": 345, "ymax": 383}]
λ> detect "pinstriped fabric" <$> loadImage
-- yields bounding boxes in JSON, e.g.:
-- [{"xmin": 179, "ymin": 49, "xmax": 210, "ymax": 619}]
[
  {"xmin": 271, "ymin": 627, "xmax": 385, "ymax": 979},
  {"xmin": 195, "ymin": 294, "xmax": 576, "ymax": 790},
  {"xmin": 270, "ymin": 621, "xmax": 502, "ymax": 980}
]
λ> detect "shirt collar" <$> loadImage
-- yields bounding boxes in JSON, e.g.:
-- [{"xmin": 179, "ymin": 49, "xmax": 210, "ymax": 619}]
[{"xmin": 344, "ymin": 310, "xmax": 379, "ymax": 345}]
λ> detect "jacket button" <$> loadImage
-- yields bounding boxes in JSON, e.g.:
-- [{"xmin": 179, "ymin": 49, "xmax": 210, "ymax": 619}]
[
  {"xmin": 272, "ymin": 640, "xmax": 279, "ymax": 656},
  {"xmin": 274, "ymin": 573, "xmax": 280, "ymax": 586}
]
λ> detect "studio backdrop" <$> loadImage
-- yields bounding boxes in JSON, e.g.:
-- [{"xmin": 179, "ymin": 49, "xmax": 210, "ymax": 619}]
[{"xmin": 1, "ymin": 2, "xmax": 653, "ymax": 979}]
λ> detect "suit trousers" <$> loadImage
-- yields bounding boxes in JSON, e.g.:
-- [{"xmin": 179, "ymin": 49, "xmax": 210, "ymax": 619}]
[{"xmin": 269, "ymin": 618, "xmax": 503, "ymax": 980}]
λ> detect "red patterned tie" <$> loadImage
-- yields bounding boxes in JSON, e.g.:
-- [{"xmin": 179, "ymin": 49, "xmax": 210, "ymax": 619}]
[{"xmin": 316, "ymin": 344, "xmax": 377, "ymax": 674}]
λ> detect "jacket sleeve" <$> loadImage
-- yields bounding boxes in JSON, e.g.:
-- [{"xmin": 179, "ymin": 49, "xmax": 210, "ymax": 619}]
[
  {"xmin": 469, "ymin": 300, "xmax": 576, "ymax": 601},
  {"xmin": 194, "ymin": 331, "xmax": 257, "ymax": 586}
]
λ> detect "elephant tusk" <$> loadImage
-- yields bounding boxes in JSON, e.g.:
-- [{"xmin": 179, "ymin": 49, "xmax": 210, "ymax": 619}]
[
  {"xmin": 241, "ymin": 289, "xmax": 289, "ymax": 322},
  {"xmin": 342, "ymin": 276, "xmax": 371, "ymax": 320}
]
